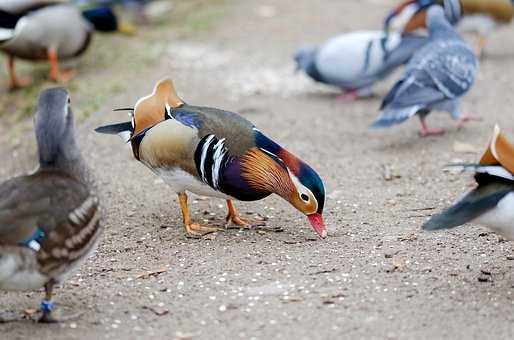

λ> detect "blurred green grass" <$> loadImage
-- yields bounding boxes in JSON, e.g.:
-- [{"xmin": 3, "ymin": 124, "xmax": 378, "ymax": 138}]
[{"xmin": 0, "ymin": 0, "xmax": 230, "ymax": 130}]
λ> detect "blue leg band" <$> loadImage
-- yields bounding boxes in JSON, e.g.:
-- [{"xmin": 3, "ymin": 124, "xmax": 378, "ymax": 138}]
[{"xmin": 41, "ymin": 300, "xmax": 54, "ymax": 314}]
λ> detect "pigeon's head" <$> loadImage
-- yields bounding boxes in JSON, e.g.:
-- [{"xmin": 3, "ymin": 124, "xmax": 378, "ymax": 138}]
[
  {"xmin": 294, "ymin": 47, "xmax": 317, "ymax": 72},
  {"xmin": 35, "ymin": 88, "xmax": 78, "ymax": 166}
]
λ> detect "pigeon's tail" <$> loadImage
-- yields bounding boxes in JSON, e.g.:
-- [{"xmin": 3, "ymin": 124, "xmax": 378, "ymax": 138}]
[
  {"xmin": 369, "ymin": 105, "xmax": 420, "ymax": 129},
  {"xmin": 0, "ymin": 28, "xmax": 14, "ymax": 44},
  {"xmin": 422, "ymin": 185, "xmax": 511, "ymax": 231}
]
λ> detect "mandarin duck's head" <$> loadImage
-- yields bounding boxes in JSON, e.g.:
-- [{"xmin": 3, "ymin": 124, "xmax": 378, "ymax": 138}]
[
  {"xmin": 95, "ymin": 78, "xmax": 183, "ymax": 158},
  {"xmin": 384, "ymin": 0, "xmax": 461, "ymax": 34},
  {"xmin": 35, "ymin": 88, "xmax": 78, "ymax": 166},
  {"xmin": 239, "ymin": 133, "xmax": 327, "ymax": 238},
  {"xmin": 286, "ymin": 160, "xmax": 326, "ymax": 237}
]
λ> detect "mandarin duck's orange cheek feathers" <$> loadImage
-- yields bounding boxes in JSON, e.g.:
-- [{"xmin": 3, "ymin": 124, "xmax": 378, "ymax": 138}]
[{"xmin": 247, "ymin": 130, "xmax": 327, "ymax": 238}]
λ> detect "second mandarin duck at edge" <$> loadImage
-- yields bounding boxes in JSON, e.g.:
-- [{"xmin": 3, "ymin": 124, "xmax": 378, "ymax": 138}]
[{"xmin": 95, "ymin": 79, "xmax": 327, "ymax": 239}]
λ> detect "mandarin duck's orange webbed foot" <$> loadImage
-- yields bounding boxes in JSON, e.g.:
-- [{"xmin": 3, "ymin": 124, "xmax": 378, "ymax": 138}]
[
  {"xmin": 225, "ymin": 200, "xmax": 266, "ymax": 229},
  {"xmin": 178, "ymin": 192, "xmax": 223, "ymax": 238}
]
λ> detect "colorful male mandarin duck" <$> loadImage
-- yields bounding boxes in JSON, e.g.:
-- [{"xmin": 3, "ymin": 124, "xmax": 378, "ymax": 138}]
[
  {"xmin": 371, "ymin": 5, "xmax": 479, "ymax": 137},
  {"xmin": 95, "ymin": 79, "xmax": 327, "ymax": 238},
  {"xmin": 385, "ymin": 0, "xmax": 514, "ymax": 56},
  {"xmin": 0, "ymin": 88, "xmax": 102, "ymax": 322},
  {"xmin": 0, "ymin": 1, "xmax": 129, "ymax": 89},
  {"xmin": 294, "ymin": 31, "xmax": 428, "ymax": 101},
  {"xmin": 423, "ymin": 126, "xmax": 514, "ymax": 240}
]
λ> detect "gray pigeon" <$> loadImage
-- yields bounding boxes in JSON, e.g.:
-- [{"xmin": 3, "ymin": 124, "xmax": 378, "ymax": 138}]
[
  {"xmin": 370, "ymin": 5, "xmax": 479, "ymax": 137},
  {"xmin": 294, "ymin": 31, "xmax": 428, "ymax": 101}
]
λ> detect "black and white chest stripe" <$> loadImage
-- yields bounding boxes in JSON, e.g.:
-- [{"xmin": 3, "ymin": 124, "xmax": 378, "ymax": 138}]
[{"xmin": 194, "ymin": 134, "xmax": 231, "ymax": 190}]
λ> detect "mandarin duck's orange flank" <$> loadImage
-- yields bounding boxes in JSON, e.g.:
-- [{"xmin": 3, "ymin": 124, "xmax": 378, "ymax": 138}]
[
  {"xmin": 424, "ymin": 126, "xmax": 514, "ymax": 240},
  {"xmin": 0, "ymin": 88, "xmax": 102, "ymax": 322},
  {"xmin": 96, "ymin": 79, "xmax": 327, "ymax": 238}
]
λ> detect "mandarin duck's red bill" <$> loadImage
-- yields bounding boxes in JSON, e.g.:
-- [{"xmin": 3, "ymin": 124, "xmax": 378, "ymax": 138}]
[
  {"xmin": 423, "ymin": 125, "xmax": 514, "ymax": 240},
  {"xmin": 95, "ymin": 78, "xmax": 327, "ymax": 238},
  {"xmin": 0, "ymin": 88, "xmax": 102, "ymax": 323}
]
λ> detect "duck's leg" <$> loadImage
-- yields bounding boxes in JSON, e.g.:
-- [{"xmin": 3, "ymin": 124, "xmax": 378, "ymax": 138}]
[
  {"xmin": 38, "ymin": 280, "xmax": 83, "ymax": 323},
  {"xmin": 419, "ymin": 116, "xmax": 445, "ymax": 137},
  {"xmin": 38, "ymin": 281, "xmax": 57, "ymax": 323},
  {"xmin": 47, "ymin": 48, "xmax": 76, "ymax": 83},
  {"xmin": 7, "ymin": 55, "xmax": 32, "ymax": 90},
  {"xmin": 225, "ymin": 200, "xmax": 265, "ymax": 229},
  {"xmin": 178, "ymin": 192, "xmax": 223, "ymax": 237}
]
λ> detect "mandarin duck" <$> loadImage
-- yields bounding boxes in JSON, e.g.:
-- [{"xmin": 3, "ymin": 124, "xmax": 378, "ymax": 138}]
[
  {"xmin": 385, "ymin": 0, "xmax": 514, "ymax": 56},
  {"xmin": 294, "ymin": 31, "xmax": 428, "ymax": 101},
  {"xmin": 371, "ymin": 5, "xmax": 479, "ymax": 137},
  {"xmin": 0, "ymin": 0, "xmax": 130, "ymax": 89},
  {"xmin": 95, "ymin": 79, "xmax": 327, "ymax": 238},
  {"xmin": 423, "ymin": 126, "xmax": 514, "ymax": 240},
  {"xmin": 0, "ymin": 88, "xmax": 102, "ymax": 322}
]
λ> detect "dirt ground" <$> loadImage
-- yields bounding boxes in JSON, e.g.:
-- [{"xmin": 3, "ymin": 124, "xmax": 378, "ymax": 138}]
[{"xmin": 1, "ymin": 0, "xmax": 514, "ymax": 339}]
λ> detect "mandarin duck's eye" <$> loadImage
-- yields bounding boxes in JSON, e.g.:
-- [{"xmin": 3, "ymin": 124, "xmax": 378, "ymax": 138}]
[{"xmin": 300, "ymin": 193, "xmax": 309, "ymax": 202}]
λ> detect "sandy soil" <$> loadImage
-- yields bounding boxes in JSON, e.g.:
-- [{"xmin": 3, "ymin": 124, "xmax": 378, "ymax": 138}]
[{"xmin": 1, "ymin": 0, "xmax": 514, "ymax": 339}]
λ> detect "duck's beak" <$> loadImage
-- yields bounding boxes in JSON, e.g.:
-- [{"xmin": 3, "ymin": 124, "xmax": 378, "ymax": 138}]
[{"xmin": 308, "ymin": 213, "xmax": 327, "ymax": 239}]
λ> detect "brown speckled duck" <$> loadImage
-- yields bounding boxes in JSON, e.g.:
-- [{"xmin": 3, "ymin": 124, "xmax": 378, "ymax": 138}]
[
  {"xmin": 95, "ymin": 79, "xmax": 327, "ymax": 239},
  {"xmin": 0, "ymin": 88, "xmax": 102, "ymax": 322}
]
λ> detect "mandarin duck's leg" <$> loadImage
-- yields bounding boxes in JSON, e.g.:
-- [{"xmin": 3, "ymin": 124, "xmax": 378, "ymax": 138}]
[
  {"xmin": 47, "ymin": 48, "xmax": 76, "ymax": 83},
  {"xmin": 225, "ymin": 200, "xmax": 266, "ymax": 229},
  {"xmin": 419, "ymin": 116, "xmax": 445, "ymax": 137},
  {"xmin": 38, "ymin": 281, "xmax": 57, "ymax": 323},
  {"xmin": 7, "ymin": 55, "xmax": 32, "ymax": 90},
  {"xmin": 177, "ymin": 192, "xmax": 223, "ymax": 237}
]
